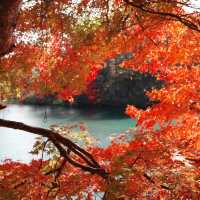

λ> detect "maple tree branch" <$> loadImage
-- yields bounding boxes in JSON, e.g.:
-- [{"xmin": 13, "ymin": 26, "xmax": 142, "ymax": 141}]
[
  {"xmin": 143, "ymin": 172, "xmax": 155, "ymax": 184},
  {"xmin": 135, "ymin": 14, "xmax": 159, "ymax": 47},
  {"xmin": 13, "ymin": 179, "xmax": 27, "ymax": 189},
  {"xmin": 143, "ymin": 172, "xmax": 172, "ymax": 190},
  {"xmin": 0, "ymin": 118, "xmax": 108, "ymax": 179},
  {"xmin": 54, "ymin": 158, "xmax": 67, "ymax": 179},
  {"xmin": 0, "ymin": 44, "xmax": 16, "ymax": 58},
  {"xmin": 124, "ymin": 0, "xmax": 200, "ymax": 32},
  {"xmin": 0, "ymin": 104, "xmax": 7, "ymax": 110}
]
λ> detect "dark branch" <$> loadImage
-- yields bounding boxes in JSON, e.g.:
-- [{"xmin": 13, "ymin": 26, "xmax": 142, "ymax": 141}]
[
  {"xmin": 124, "ymin": 0, "xmax": 200, "ymax": 32},
  {"xmin": 0, "ymin": 118, "xmax": 109, "ymax": 179}
]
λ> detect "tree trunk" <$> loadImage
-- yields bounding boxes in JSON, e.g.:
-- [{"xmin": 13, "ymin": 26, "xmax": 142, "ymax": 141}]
[{"xmin": 0, "ymin": 0, "xmax": 22, "ymax": 57}]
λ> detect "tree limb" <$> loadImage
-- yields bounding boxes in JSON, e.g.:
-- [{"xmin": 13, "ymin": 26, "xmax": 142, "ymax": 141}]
[
  {"xmin": 0, "ymin": 118, "xmax": 109, "ymax": 179},
  {"xmin": 124, "ymin": 0, "xmax": 200, "ymax": 32}
]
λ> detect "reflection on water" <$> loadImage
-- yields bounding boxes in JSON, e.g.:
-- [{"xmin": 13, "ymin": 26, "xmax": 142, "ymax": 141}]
[{"xmin": 0, "ymin": 104, "xmax": 135, "ymax": 162}]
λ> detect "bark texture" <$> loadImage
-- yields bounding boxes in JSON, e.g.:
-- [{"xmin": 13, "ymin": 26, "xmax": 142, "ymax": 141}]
[{"xmin": 0, "ymin": 0, "xmax": 21, "ymax": 57}]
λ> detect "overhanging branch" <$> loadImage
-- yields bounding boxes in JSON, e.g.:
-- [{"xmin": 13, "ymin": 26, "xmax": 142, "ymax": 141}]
[
  {"xmin": 0, "ymin": 118, "xmax": 108, "ymax": 179},
  {"xmin": 124, "ymin": 0, "xmax": 200, "ymax": 32}
]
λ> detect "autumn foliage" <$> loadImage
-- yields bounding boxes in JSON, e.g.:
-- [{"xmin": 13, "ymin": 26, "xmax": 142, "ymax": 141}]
[{"xmin": 0, "ymin": 0, "xmax": 200, "ymax": 199}]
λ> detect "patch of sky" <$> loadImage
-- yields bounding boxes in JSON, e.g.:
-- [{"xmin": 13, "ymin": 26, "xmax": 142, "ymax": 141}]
[
  {"xmin": 15, "ymin": 30, "xmax": 41, "ymax": 44},
  {"xmin": 184, "ymin": 0, "xmax": 200, "ymax": 13},
  {"xmin": 21, "ymin": 0, "xmax": 41, "ymax": 11}
]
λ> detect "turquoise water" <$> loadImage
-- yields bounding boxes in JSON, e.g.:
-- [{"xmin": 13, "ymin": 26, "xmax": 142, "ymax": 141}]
[{"xmin": 0, "ymin": 104, "xmax": 135, "ymax": 163}]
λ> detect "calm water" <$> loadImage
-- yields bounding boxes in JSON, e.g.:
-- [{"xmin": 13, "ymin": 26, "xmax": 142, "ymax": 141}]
[{"xmin": 0, "ymin": 104, "xmax": 135, "ymax": 163}]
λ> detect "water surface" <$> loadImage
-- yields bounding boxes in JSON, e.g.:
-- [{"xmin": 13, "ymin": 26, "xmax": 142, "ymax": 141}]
[{"xmin": 0, "ymin": 104, "xmax": 135, "ymax": 162}]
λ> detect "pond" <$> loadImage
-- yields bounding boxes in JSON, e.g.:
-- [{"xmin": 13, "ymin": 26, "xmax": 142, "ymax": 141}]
[{"xmin": 0, "ymin": 104, "xmax": 135, "ymax": 163}]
